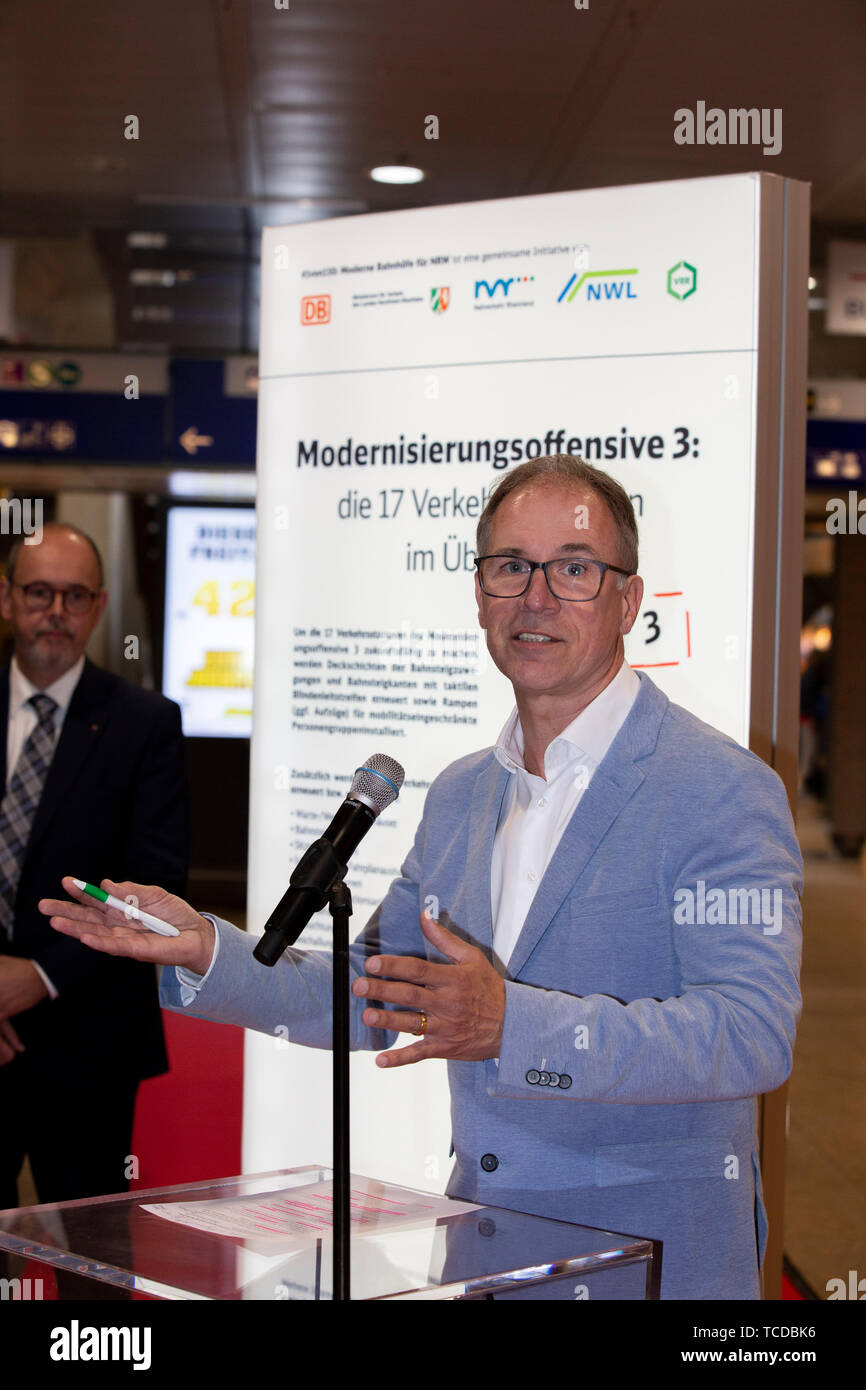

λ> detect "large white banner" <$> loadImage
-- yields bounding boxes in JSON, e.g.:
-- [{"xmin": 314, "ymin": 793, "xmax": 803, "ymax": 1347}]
[{"xmin": 248, "ymin": 174, "xmax": 764, "ymax": 1192}]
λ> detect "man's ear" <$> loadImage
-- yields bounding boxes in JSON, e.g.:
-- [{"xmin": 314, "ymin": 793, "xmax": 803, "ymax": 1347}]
[
  {"xmin": 620, "ymin": 574, "xmax": 643, "ymax": 636},
  {"xmin": 0, "ymin": 576, "xmax": 11, "ymax": 622}
]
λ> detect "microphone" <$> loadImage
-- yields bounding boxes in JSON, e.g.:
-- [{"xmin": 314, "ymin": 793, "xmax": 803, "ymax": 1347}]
[{"xmin": 253, "ymin": 754, "xmax": 405, "ymax": 967}]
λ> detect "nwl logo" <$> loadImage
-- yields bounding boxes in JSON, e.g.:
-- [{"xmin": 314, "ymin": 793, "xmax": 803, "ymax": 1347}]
[
  {"xmin": 589, "ymin": 281, "xmax": 632, "ymax": 300},
  {"xmin": 559, "ymin": 269, "xmax": 638, "ymax": 305}
]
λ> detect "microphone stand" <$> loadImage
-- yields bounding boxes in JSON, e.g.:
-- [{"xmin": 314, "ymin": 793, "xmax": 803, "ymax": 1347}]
[
  {"xmin": 328, "ymin": 879, "xmax": 352, "ymax": 1302},
  {"xmin": 254, "ymin": 842, "xmax": 355, "ymax": 1300}
]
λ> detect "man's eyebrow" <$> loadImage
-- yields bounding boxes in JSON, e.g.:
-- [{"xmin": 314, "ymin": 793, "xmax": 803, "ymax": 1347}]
[{"xmin": 492, "ymin": 543, "xmax": 601, "ymax": 557}]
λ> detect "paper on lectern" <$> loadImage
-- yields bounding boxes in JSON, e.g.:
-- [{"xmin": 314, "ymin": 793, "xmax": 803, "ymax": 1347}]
[{"xmin": 140, "ymin": 1175, "xmax": 480, "ymax": 1254}]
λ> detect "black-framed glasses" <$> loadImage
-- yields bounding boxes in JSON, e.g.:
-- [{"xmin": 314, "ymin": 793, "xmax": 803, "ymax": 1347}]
[
  {"xmin": 12, "ymin": 582, "xmax": 101, "ymax": 615},
  {"xmin": 475, "ymin": 554, "xmax": 635, "ymax": 602}
]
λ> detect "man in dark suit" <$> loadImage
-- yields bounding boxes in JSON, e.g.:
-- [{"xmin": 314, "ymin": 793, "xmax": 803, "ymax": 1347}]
[{"xmin": 0, "ymin": 521, "xmax": 188, "ymax": 1211}]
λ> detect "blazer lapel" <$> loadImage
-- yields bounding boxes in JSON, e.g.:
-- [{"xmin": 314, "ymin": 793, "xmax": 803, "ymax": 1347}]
[
  {"xmin": 505, "ymin": 672, "xmax": 667, "ymax": 980},
  {"xmin": 25, "ymin": 658, "xmax": 112, "ymax": 857}
]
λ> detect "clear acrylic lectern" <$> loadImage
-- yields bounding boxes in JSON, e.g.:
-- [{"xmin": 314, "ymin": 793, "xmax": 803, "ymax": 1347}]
[{"xmin": 0, "ymin": 1165, "xmax": 660, "ymax": 1300}]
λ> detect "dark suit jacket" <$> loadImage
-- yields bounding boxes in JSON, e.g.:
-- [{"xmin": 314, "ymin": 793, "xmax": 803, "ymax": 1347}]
[{"xmin": 0, "ymin": 656, "xmax": 189, "ymax": 1083}]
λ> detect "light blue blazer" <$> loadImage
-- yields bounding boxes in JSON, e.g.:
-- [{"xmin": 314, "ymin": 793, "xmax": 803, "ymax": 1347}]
[{"xmin": 161, "ymin": 672, "xmax": 803, "ymax": 1299}]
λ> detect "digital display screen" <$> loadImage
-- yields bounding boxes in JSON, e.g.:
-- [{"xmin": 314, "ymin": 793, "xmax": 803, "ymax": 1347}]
[{"xmin": 162, "ymin": 505, "xmax": 256, "ymax": 738}]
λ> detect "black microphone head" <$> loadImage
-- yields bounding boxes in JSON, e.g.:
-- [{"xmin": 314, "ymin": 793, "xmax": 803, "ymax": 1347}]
[{"xmin": 349, "ymin": 755, "xmax": 404, "ymax": 815}]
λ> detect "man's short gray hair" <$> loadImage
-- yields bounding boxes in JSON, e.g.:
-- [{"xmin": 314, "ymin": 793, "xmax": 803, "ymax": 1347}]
[{"xmin": 475, "ymin": 454, "xmax": 639, "ymax": 576}]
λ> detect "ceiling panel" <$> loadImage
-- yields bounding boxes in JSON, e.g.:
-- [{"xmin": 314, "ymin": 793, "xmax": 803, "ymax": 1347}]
[{"xmin": 0, "ymin": 0, "xmax": 862, "ymax": 351}]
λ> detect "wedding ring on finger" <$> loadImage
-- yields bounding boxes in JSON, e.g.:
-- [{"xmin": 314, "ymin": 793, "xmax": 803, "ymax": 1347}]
[{"xmin": 412, "ymin": 1010, "xmax": 428, "ymax": 1036}]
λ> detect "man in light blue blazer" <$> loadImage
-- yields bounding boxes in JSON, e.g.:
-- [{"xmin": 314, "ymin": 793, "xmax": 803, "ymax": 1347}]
[{"xmin": 41, "ymin": 455, "xmax": 803, "ymax": 1300}]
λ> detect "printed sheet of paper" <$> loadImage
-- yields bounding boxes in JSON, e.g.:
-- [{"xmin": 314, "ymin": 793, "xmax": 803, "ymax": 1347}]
[{"xmin": 140, "ymin": 1177, "xmax": 480, "ymax": 1254}]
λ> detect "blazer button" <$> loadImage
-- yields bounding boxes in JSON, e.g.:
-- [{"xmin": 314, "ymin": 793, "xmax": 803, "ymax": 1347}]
[
  {"xmin": 526, "ymin": 1069, "xmax": 540, "ymax": 1084},
  {"xmin": 480, "ymin": 1153, "xmax": 499, "ymax": 1172},
  {"xmin": 477, "ymin": 1218, "xmax": 497, "ymax": 1237},
  {"xmin": 548, "ymin": 1071, "xmax": 560, "ymax": 1087},
  {"xmin": 537, "ymin": 1071, "xmax": 550, "ymax": 1086},
  {"xmin": 558, "ymin": 1073, "xmax": 573, "ymax": 1089}
]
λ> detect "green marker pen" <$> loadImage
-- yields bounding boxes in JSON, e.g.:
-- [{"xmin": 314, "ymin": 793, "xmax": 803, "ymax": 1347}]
[{"xmin": 72, "ymin": 880, "xmax": 180, "ymax": 937}]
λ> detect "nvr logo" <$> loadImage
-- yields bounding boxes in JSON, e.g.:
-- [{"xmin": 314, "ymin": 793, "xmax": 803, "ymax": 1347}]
[
  {"xmin": 558, "ymin": 269, "xmax": 638, "ymax": 304},
  {"xmin": 474, "ymin": 275, "xmax": 534, "ymax": 299}
]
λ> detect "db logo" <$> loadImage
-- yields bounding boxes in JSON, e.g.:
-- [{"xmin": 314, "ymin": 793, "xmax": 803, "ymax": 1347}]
[{"xmin": 301, "ymin": 294, "xmax": 331, "ymax": 325}]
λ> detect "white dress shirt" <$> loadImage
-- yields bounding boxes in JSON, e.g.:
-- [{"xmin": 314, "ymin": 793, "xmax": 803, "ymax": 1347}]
[
  {"xmin": 490, "ymin": 659, "xmax": 640, "ymax": 973},
  {"xmin": 4, "ymin": 654, "xmax": 86, "ymax": 998}
]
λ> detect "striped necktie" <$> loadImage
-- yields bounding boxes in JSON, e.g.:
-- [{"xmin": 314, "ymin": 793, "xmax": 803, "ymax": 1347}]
[{"xmin": 0, "ymin": 692, "xmax": 58, "ymax": 939}]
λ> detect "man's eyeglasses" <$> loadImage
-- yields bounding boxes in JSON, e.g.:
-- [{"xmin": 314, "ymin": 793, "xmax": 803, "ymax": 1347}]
[
  {"xmin": 475, "ymin": 554, "xmax": 635, "ymax": 602},
  {"xmin": 12, "ymin": 582, "xmax": 100, "ymax": 615}
]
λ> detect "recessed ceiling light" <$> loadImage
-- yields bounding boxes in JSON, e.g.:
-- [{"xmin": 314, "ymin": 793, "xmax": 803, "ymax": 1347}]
[{"xmin": 369, "ymin": 165, "xmax": 425, "ymax": 185}]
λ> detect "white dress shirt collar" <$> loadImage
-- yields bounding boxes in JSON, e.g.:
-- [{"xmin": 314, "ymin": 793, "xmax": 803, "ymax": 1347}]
[
  {"xmin": 493, "ymin": 660, "xmax": 641, "ymax": 778},
  {"xmin": 10, "ymin": 653, "xmax": 85, "ymax": 717}
]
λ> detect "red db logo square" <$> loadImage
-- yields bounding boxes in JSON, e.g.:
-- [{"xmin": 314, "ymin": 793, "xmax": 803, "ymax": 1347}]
[{"xmin": 301, "ymin": 294, "xmax": 331, "ymax": 325}]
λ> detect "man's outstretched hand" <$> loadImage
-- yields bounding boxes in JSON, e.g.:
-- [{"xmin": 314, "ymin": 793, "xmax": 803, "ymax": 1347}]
[
  {"xmin": 38, "ymin": 877, "xmax": 216, "ymax": 978},
  {"xmin": 41, "ymin": 889, "xmax": 506, "ymax": 1065},
  {"xmin": 353, "ymin": 910, "xmax": 506, "ymax": 1067}
]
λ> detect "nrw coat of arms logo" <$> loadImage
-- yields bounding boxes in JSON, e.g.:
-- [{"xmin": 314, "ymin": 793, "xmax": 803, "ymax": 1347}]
[{"xmin": 431, "ymin": 287, "xmax": 450, "ymax": 313}]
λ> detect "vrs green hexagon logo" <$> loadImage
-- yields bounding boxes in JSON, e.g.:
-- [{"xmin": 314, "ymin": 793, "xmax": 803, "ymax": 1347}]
[{"xmin": 667, "ymin": 261, "xmax": 697, "ymax": 300}]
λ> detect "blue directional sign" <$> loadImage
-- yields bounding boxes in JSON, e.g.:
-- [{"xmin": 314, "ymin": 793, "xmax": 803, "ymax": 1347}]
[
  {"xmin": 0, "ymin": 394, "xmax": 164, "ymax": 461},
  {"xmin": 0, "ymin": 352, "xmax": 166, "ymax": 461},
  {"xmin": 0, "ymin": 352, "xmax": 258, "ymax": 466},
  {"xmin": 168, "ymin": 359, "xmax": 257, "ymax": 465}
]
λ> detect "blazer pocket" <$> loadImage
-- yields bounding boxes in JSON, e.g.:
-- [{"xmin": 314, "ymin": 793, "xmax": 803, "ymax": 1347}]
[
  {"xmin": 594, "ymin": 1137, "xmax": 735, "ymax": 1187},
  {"xmin": 572, "ymin": 884, "xmax": 659, "ymax": 918}
]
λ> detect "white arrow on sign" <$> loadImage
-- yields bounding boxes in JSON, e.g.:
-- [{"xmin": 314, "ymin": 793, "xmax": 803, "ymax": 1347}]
[{"xmin": 179, "ymin": 427, "xmax": 214, "ymax": 455}]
